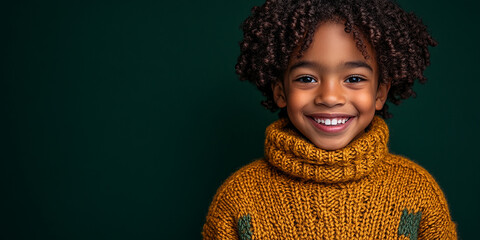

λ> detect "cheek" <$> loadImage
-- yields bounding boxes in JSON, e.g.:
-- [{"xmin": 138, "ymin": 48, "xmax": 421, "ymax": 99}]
[
  {"xmin": 351, "ymin": 90, "xmax": 377, "ymax": 113},
  {"xmin": 286, "ymin": 90, "xmax": 310, "ymax": 111}
]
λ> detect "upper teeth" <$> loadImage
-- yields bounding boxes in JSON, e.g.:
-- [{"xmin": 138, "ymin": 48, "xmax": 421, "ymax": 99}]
[{"xmin": 313, "ymin": 117, "xmax": 349, "ymax": 126}]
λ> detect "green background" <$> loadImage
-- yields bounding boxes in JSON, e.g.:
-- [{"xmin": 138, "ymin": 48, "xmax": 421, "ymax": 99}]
[{"xmin": 1, "ymin": 0, "xmax": 478, "ymax": 239}]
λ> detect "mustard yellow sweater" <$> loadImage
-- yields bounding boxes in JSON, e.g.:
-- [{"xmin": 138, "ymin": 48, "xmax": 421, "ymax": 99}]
[{"xmin": 202, "ymin": 117, "xmax": 457, "ymax": 239}]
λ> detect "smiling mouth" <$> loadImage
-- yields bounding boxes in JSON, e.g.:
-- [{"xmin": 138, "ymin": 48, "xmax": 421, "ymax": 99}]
[{"xmin": 310, "ymin": 117, "xmax": 352, "ymax": 126}]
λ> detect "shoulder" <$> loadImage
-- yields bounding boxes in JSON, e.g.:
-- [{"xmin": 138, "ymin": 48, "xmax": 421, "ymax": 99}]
[
  {"xmin": 213, "ymin": 159, "xmax": 272, "ymax": 198},
  {"xmin": 203, "ymin": 159, "xmax": 272, "ymax": 227},
  {"xmin": 384, "ymin": 154, "xmax": 444, "ymax": 184},
  {"xmin": 208, "ymin": 159, "xmax": 273, "ymax": 206},
  {"xmin": 380, "ymin": 155, "xmax": 457, "ymax": 238},
  {"xmin": 202, "ymin": 160, "xmax": 270, "ymax": 239},
  {"xmin": 381, "ymin": 153, "xmax": 441, "ymax": 187},
  {"xmin": 379, "ymin": 153, "xmax": 453, "ymax": 213}
]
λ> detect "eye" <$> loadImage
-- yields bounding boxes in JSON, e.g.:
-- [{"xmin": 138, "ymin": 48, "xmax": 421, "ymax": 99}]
[
  {"xmin": 295, "ymin": 76, "xmax": 317, "ymax": 83},
  {"xmin": 345, "ymin": 75, "xmax": 366, "ymax": 83}
]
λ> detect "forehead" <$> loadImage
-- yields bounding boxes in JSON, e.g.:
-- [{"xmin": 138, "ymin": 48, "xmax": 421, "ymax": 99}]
[{"xmin": 289, "ymin": 21, "xmax": 377, "ymax": 70}]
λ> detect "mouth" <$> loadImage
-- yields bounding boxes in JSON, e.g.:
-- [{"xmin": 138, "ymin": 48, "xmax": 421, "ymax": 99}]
[
  {"xmin": 311, "ymin": 117, "xmax": 352, "ymax": 126},
  {"xmin": 308, "ymin": 114, "xmax": 353, "ymax": 126},
  {"xmin": 307, "ymin": 114, "xmax": 354, "ymax": 133}
]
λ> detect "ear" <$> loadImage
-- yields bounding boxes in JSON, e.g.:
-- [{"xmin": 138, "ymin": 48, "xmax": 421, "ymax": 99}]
[
  {"xmin": 375, "ymin": 81, "xmax": 391, "ymax": 111},
  {"xmin": 272, "ymin": 81, "xmax": 287, "ymax": 108}
]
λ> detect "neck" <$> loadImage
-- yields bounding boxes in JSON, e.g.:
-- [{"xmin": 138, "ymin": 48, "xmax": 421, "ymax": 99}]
[{"xmin": 264, "ymin": 116, "xmax": 389, "ymax": 183}]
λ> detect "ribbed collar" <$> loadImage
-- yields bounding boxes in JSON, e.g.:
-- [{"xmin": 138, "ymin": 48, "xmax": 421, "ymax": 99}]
[{"xmin": 264, "ymin": 116, "xmax": 389, "ymax": 183}]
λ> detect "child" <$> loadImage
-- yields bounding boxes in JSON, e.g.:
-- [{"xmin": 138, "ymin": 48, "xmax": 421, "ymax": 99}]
[{"xmin": 203, "ymin": 0, "xmax": 457, "ymax": 239}]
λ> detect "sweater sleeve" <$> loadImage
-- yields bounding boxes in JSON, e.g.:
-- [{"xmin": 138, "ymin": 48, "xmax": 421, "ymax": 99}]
[
  {"xmin": 202, "ymin": 180, "xmax": 240, "ymax": 240},
  {"xmin": 417, "ymin": 175, "xmax": 457, "ymax": 240}
]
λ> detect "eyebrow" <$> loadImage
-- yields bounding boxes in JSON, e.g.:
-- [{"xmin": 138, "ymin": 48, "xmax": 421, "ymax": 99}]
[
  {"xmin": 343, "ymin": 61, "xmax": 373, "ymax": 72},
  {"xmin": 289, "ymin": 61, "xmax": 320, "ymax": 72},
  {"xmin": 289, "ymin": 60, "xmax": 373, "ymax": 72}
]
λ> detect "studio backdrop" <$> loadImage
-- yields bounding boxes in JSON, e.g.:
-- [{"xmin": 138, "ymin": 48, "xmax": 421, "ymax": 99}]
[{"xmin": 1, "ymin": 0, "xmax": 478, "ymax": 239}]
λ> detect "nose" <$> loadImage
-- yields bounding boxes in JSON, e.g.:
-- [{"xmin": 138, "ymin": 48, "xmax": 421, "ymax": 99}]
[{"xmin": 314, "ymin": 80, "xmax": 346, "ymax": 107}]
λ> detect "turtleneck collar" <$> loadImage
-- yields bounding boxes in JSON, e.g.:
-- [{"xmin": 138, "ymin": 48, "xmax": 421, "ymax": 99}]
[{"xmin": 264, "ymin": 116, "xmax": 389, "ymax": 183}]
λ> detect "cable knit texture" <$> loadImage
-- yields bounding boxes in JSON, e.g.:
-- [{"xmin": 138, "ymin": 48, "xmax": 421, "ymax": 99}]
[
  {"xmin": 265, "ymin": 116, "xmax": 388, "ymax": 183},
  {"xmin": 202, "ymin": 117, "xmax": 457, "ymax": 239}
]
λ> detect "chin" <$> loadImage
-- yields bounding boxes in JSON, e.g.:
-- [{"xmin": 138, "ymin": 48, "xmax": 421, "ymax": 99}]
[{"xmin": 313, "ymin": 139, "xmax": 350, "ymax": 151}]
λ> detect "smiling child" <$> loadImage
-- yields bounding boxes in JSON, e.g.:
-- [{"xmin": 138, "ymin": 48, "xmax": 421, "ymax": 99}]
[{"xmin": 202, "ymin": 0, "xmax": 457, "ymax": 239}]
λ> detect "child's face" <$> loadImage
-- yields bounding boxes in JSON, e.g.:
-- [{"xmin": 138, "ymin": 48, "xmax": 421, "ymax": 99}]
[{"xmin": 273, "ymin": 22, "xmax": 389, "ymax": 150}]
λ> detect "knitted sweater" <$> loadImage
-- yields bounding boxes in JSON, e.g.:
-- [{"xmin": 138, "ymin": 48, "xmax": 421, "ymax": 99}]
[{"xmin": 202, "ymin": 117, "xmax": 457, "ymax": 239}]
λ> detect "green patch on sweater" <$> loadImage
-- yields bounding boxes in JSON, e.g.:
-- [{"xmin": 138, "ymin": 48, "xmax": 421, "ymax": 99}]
[
  {"xmin": 238, "ymin": 214, "xmax": 253, "ymax": 240},
  {"xmin": 398, "ymin": 209, "xmax": 422, "ymax": 240}
]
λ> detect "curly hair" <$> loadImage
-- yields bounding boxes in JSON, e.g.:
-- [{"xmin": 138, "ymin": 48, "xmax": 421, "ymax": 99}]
[{"xmin": 235, "ymin": 0, "xmax": 437, "ymax": 118}]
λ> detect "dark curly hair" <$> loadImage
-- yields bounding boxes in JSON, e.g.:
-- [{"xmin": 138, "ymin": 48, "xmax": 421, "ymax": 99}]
[{"xmin": 235, "ymin": 0, "xmax": 437, "ymax": 118}]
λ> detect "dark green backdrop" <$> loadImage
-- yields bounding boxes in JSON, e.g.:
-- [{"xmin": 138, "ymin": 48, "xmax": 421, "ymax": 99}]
[{"xmin": 1, "ymin": 0, "xmax": 478, "ymax": 239}]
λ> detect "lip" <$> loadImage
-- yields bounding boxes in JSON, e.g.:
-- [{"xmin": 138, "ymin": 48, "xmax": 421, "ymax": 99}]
[
  {"xmin": 308, "ymin": 113, "xmax": 354, "ymax": 118},
  {"xmin": 306, "ymin": 114, "xmax": 355, "ymax": 134}
]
